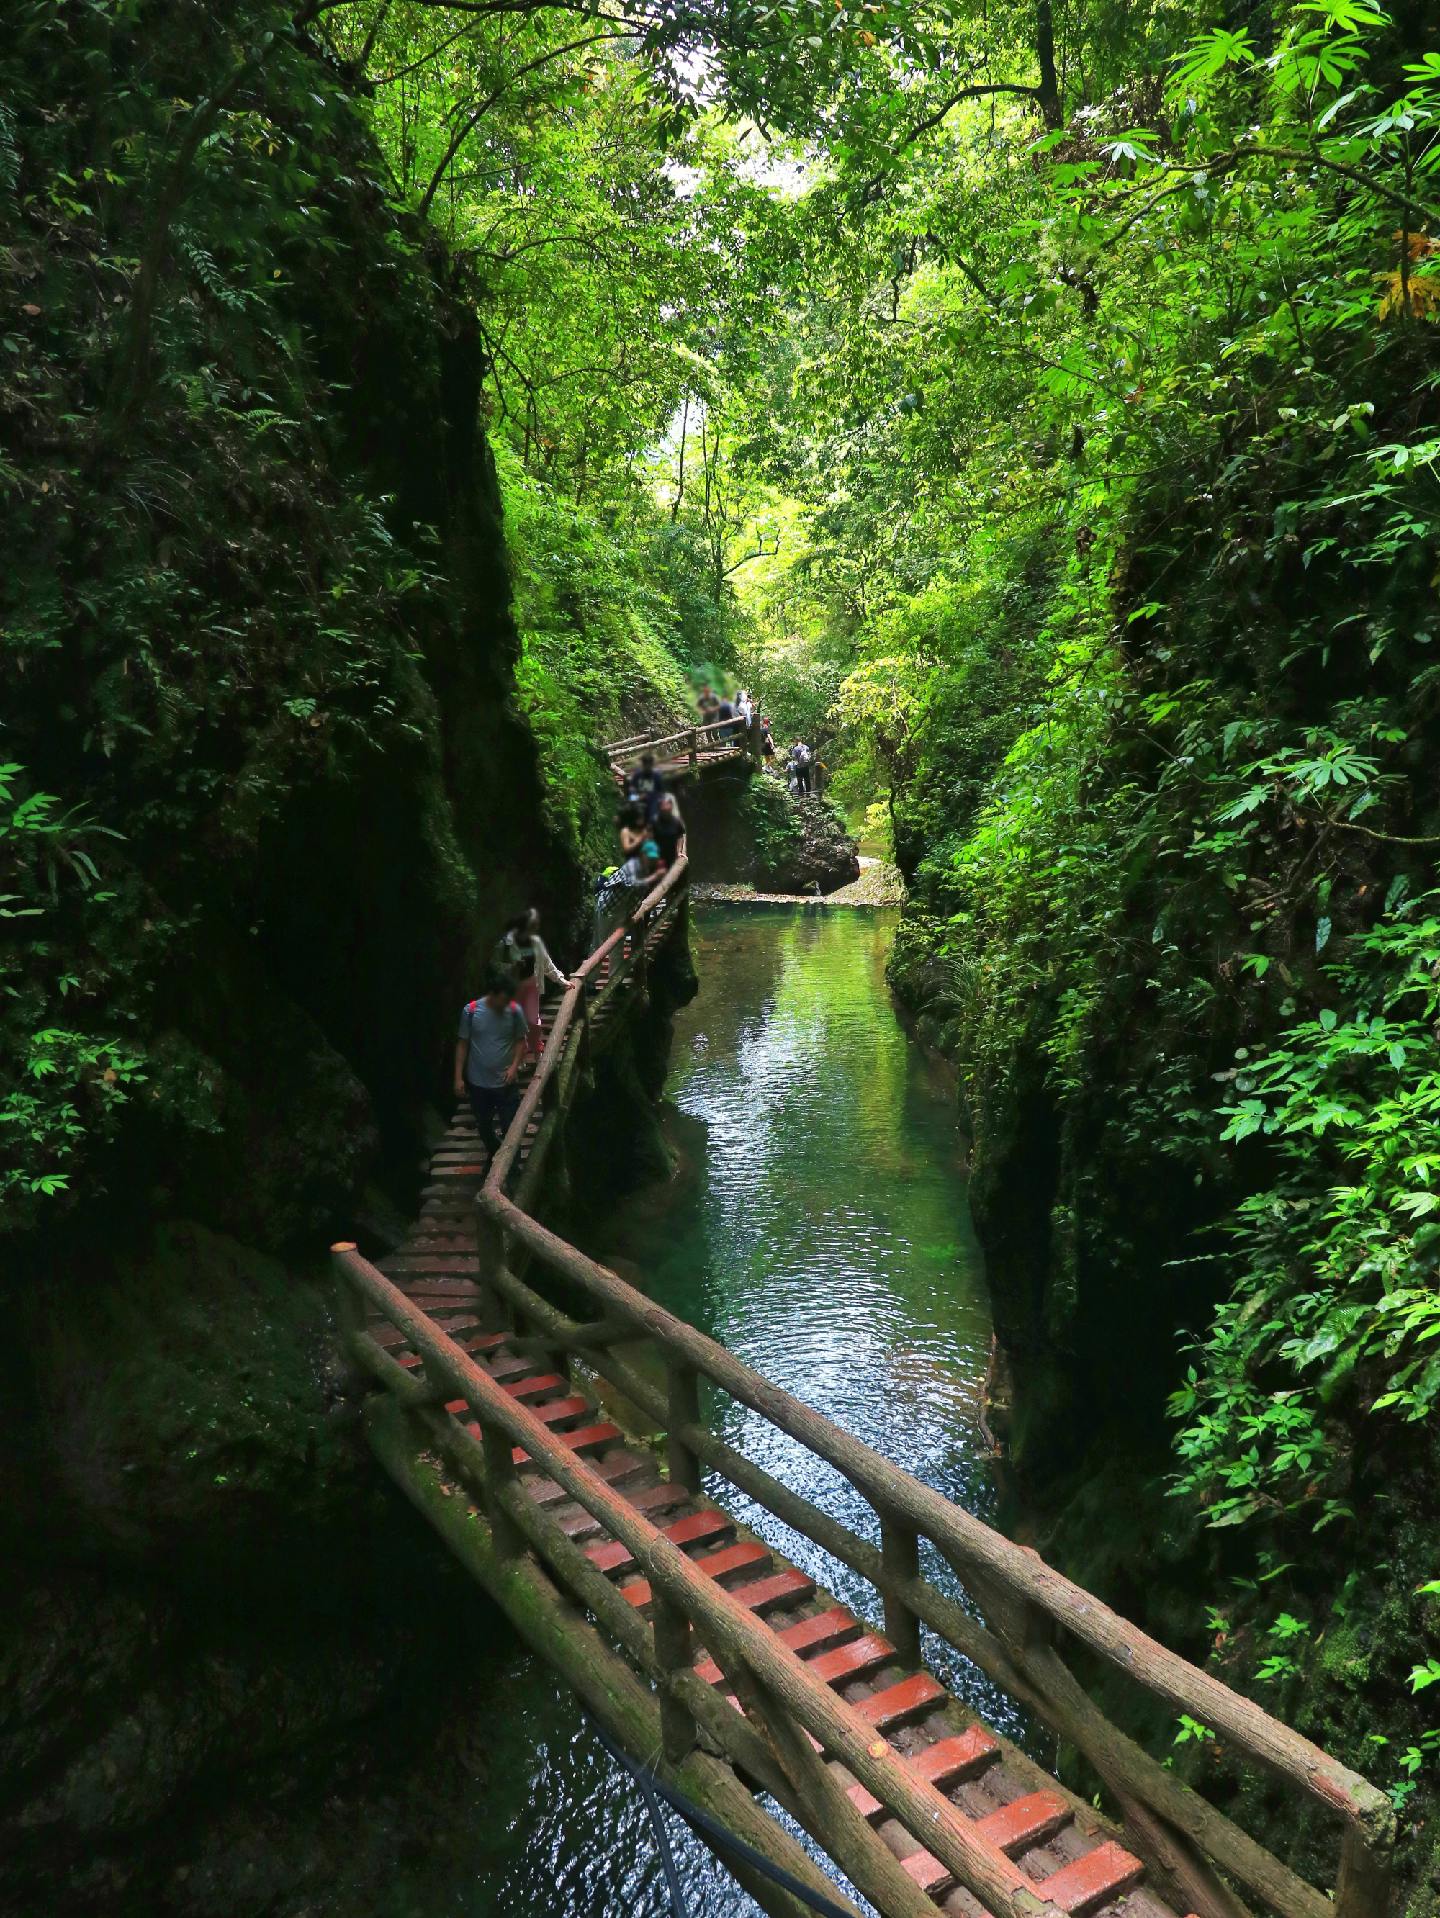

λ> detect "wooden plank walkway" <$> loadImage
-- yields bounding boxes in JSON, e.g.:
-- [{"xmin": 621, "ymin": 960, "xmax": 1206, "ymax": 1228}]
[
  {"xmin": 364, "ymin": 1090, "xmax": 1170, "ymax": 1918},
  {"xmin": 334, "ymin": 730, "xmax": 1394, "ymax": 1918}
]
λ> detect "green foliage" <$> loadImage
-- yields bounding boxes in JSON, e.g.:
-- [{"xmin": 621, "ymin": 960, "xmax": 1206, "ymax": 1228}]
[
  {"xmin": 1, "ymin": 758, "xmax": 146, "ymax": 1216},
  {"xmin": 1, "ymin": 1, "xmax": 488, "ymax": 1240},
  {"xmin": 11, "ymin": 0, "xmax": 1440, "ymax": 1863},
  {"xmin": 500, "ymin": 445, "xmax": 708, "ymax": 863}
]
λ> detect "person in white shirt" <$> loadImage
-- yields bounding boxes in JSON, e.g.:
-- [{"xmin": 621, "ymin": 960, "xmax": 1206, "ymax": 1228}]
[{"xmin": 492, "ymin": 909, "xmax": 569, "ymax": 1056}]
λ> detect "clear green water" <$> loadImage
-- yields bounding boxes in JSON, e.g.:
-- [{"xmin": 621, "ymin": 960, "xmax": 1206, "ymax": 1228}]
[{"xmin": 384, "ymin": 905, "xmax": 1008, "ymax": 1917}]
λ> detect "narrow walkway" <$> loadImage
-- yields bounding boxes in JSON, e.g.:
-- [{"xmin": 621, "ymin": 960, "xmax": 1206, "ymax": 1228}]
[
  {"xmin": 333, "ymin": 731, "xmax": 1392, "ymax": 1918},
  {"xmin": 370, "ymin": 1095, "xmax": 1167, "ymax": 1918}
]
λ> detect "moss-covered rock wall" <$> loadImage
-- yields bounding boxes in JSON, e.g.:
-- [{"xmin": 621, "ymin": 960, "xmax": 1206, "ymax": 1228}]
[{"xmin": 0, "ymin": 9, "xmax": 582, "ymax": 1909}]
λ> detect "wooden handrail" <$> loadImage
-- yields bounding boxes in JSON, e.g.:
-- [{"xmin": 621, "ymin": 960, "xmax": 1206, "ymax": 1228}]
[
  {"xmin": 332, "ymin": 1243, "xmax": 1071, "ymax": 1918},
  {"xmin": 463, "ymin": 1246, "xmax": 1352, "ymax": 1918},
  {"xmin": 604, "ymin": 716, "xmax": 750, "ymax": 760},
  {"xmin": 341, "ymin": 728, "xmax": 1393, "ymax": 1916},
  {"xmin": 456, "ymin": 821, "xmax": 1394, "ymax": 1913},
  {"xmin": 481, "ymin": 1178, "xmax": 1391, "ymax": 1850},
  {"xmin": 485, "ymin": 855, "xmax": 688, "ymax": 1194}
]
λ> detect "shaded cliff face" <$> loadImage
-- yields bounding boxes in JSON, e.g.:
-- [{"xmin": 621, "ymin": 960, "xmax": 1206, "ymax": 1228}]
[
  {"xmin": 0, "ymin": 10, "xmax": 579, "ymax": 1910},
  {"xmin": 2, "ymin": 2, "xmax": 575, "ymax": 1271}
]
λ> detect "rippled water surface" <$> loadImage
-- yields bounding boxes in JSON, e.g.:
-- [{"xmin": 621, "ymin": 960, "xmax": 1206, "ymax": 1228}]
[{"xmin": 393, "ymin": 905, "xmax": 1007, "ymax": 1917}]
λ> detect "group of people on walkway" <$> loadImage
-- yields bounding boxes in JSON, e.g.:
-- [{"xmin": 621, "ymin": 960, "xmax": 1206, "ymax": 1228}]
[
  {"xmin": 456, "ymin": 699, "xmax": 818, "ymax": 1162},
  {"xmin": 698, "ymin": 681, "xmax": 780, "ymax": 761},
  {"xmin": 592, "ymin": 752, "xmax": 686, "ymax": 947},
  {"xmin": 697, "ymin": 682, "xmax": 751, "ymax": 739},
  {"xmin": 696, "ymin": 679, "xmax": 821, "ymax": 793}
]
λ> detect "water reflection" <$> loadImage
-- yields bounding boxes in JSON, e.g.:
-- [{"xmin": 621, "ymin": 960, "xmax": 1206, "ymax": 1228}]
[{"xmin": 404, "ymin": 905, "xmax": 1010, "ymax": 1916}]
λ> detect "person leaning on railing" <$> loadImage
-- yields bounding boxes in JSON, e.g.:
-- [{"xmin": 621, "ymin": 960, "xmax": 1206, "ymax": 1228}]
[{"xmin": 590, "ymin": 840, "xmax": 659, "ymax": 960}]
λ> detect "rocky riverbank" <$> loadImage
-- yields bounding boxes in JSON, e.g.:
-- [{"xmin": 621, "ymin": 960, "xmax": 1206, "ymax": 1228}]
[{"xmin": 693, "ymin": 854, "xmax": 905, "ymax": 908}]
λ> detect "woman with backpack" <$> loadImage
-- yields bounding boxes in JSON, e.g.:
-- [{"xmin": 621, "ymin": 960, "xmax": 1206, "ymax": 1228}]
[{"xmin": 493, "ymin": 909, "xmax": 569, "ymax": 1056}]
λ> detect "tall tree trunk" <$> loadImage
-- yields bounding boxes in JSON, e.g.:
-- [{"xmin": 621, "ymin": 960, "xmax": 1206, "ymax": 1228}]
[
  {"xmin": 1035, "ymin": 0, "xmax": 1060, "ymax": 128},
  {"xmin": 672, "ymin": 393, "xmax": 689, "ymax": 521}
]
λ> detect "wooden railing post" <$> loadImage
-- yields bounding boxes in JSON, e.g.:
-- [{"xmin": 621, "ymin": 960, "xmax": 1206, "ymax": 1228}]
[
  {"xmin": 634, "ymin": 905, "xmax": 650, "ymax": 997},
  {"xmin": 577, "ymin": 982, "xmax": 593, "ymax": 1077},
  {"xmin": 714, "ymin": 1652, "xmax": 944, "ymax": 1918},
  {"xmin": 332, "ymin": 1241, "xmax": 365, "ymax": 1349},
  {"xmin": 475, "ymin": 1205, "xmax": 512, "ymax": 1332},
  {"xmin": 688, "ymin": 726, "xmax": 698, "ymax": 769},
  {"xmin": 480, "ymin": 1415, "xmax": 525, "ymax": 1562},
  {"xmin": 652, "ymin": 1596, "xmax": 698, "ymax": 1763},
  {"xmin": 1336, "ymin": 1823, "xmax": 1395, "ymax": 1918},
  {"xmin": 879, "ymin": 1512, "xmax": 923, "ymax": 1666},
  {"xmin": 667, "ymin": 1357, "xmax": 702, "ymax": 1494}
]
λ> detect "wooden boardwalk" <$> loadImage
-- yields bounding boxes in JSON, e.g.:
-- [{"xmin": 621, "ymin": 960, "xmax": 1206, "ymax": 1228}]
[{"xmin": 333, "ymin": 736, "xmax": 1393, "ymax": 1918}]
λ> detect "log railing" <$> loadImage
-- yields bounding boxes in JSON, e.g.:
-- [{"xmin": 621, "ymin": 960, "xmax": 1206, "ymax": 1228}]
[
  {"xmin": 335, "ymin": 740, "xmax": 1395, "ymax": 1918},
  {"xmin": 603, "ymin": 713, "xmax": 760, "ymax": 770}
]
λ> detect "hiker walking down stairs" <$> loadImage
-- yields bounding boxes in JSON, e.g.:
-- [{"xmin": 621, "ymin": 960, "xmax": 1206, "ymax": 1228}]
[
  {"xmin": 453, "ymin": 972, "xmax": 528, "ymax": 1159},
  {"xmin": 493, "ymin": 908, "xmax": 568, "ymax": 1057}
]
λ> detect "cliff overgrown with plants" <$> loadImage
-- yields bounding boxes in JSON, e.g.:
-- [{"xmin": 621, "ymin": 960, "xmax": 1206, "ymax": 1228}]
[
  {"xmin": 12, "ymin": 0, "xmax": 1440, "ymax": 1907},
  {"xmin": 0, "ymin": 6, "xmax": 575, "ymax": 1909},
  {"xmin": 690, "ymin": 0, "xmax": 1440, "ymax": 1891}
]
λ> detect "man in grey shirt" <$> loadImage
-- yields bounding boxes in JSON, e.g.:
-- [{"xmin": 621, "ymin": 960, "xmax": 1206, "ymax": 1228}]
[{"xmin": 453, "ymin": 972, "xmax": 530, "ymax": 1159}]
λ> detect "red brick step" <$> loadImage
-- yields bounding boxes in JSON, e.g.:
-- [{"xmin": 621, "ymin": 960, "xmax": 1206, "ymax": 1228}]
[
  {"xmin": 509, "ymin": 1422, "xmax": 623, "ymax": 1466},
  {"xmin": 618, "ymin": 1540, "xmax": 769, "ymax": 1608},
  {"xmin": 806, "ymin": 1633, "xmax": 896, "ymax": 1688},
  {"xmin": 585, "ymin": 1511, "xmax": 733, "ymax": 1575},
  {"xmin": 1036, "ymin": 1841, "xmax": 1144, "ymax": 1913},
  {"xmin": 500, "ymin": 1373, "xmax": 567, "ymax": 1401},
  {"xmin": 845, "ymin": 1726, "xmax": 1001, "ymax": 1819},
  {"xmin": 695, "ymin": 1605, "xmax": 861, "ymax": 1684},
  {"xmin": 974, "ymin": 1790, "xmax": 1070, "ymax": 1855},
  {"xmin": 856, "ymin": 1674, "xmax": 945, "ymax": 1731},
  {"xmin": 898, "ymin": 1849, "xmax": 952, "ymax": 1896},
  {"xmin": 725, "ymin": 1568, "xmax": 816, "ymax": 1614}
]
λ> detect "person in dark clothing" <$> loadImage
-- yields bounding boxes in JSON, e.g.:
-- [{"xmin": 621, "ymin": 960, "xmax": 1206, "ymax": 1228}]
[
  {"xmin": 625, "ymin": 751, "xmax": 664, "ymax": 822},
  {"xmin": 453, "ymin": 971, "xmax": 529, "ymax": 1158},
  {"xmin": 653, "ymin": 792, "xmax": 685, "ymax": 868},
  {"xmin": 789, "ymin": 739, "xmax": 813, "ymax": 796}
]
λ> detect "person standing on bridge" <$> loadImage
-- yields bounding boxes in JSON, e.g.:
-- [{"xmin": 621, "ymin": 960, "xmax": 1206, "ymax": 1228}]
[
  {"xmin": 625, "ymin": 751, "xmax": 664, "ymax": 823},
  {"xmin": 616, "ymin": 800, "xmax": 647, "ymax": 857},
  {"xmin": 493, "ymin": 909, "xmax": 568, "ymax": 1058},
  {"xmin": 454, "ymin": 973, "xmax": 529, "ymax": 1160},
  {"xmin": 652, "ymin": 792, "xmax": 685, "ymax": 870},
  {"xmin": 590, "ymin": 839, "xmax": 658, "ymax": 956}
]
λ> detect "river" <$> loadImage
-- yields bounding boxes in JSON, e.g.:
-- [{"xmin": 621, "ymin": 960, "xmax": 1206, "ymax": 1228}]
[{"xmin": 381, "ymin": 903, "xmax": 1009, "ymax": 1917}]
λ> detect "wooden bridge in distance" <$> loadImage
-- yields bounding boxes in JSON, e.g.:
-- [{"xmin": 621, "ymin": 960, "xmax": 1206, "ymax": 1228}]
[{"xmin": 331, "ymin": 725, "xmax": 1394, "ymax": 1918}]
